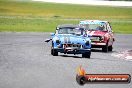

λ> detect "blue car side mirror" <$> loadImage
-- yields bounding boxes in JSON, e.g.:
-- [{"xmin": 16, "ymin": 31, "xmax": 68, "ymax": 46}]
[
  {"xmin": 85, "ymin": 34, "xmax": 92, "ymax": 37},
  {"xmin": 45, "ymin": 39, "xmax": 52, "ymax": 43},
  {"xmin": 87, "ymin": 34, "xmax": 91, "ymax": 37},
  {"xmin": 50, "ymin": 33, "xmax": 55, "ymax": 36}
]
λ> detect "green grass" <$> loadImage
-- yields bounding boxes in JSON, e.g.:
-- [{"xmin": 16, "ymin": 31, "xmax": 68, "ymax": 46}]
[
  {"xmin": 111, "ymin": 21, "xmax": 132, "ymax": 34},
  {"xmin": 0, "ymin": 1, "xmax": 132, "ymax": 33},
  {"xmin": 0, "ymin": 17, "xmax": 78, "ymax": 32}
]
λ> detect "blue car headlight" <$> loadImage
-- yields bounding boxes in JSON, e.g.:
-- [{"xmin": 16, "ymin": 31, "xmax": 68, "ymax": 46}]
[
  {"xmin": 56, "ymin": 40, "xmax": 60, "ymax": 44},
  {"xmin": 85, "ymin": 41, "xmax": 89, "ymax": 46}
]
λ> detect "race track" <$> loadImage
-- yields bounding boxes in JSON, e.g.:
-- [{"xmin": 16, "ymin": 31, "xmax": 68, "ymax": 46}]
[{"xmin": 0, "ymin": 32, "xmax": 132, "ymax": 88}]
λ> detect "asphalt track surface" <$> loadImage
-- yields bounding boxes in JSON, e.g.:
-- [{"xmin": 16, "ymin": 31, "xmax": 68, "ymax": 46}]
[{"xmin": 0, "ymin": 32, "xmax": 132, "ymax": 88}]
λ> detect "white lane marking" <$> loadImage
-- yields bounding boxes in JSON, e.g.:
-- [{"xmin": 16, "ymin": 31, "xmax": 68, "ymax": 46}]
[
  {"xmin": 111, "ymin": 50, "xmax": 132, "ymax": 61},
  {"xmin": 126, "ymin": 56, "xmax": 132, "ymax": 61}
]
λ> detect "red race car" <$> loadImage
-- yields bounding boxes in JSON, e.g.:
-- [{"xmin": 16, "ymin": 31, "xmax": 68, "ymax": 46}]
[{"xmin": 79, "ymin": 20, "xmax": 115, "ymax": 52}]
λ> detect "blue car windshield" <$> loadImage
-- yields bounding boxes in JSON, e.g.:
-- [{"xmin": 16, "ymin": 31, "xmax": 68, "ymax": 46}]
[
  {"xmin": 58, "ymin": 28, "xmax": 84, "ymax": 35},
  {"xmin": 80, "ymin": 24, "xmax": 107, "ymax": 31}
]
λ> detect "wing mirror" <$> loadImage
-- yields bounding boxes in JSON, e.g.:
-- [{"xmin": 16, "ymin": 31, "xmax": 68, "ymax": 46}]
[
  {"xmin": 87, "ymin": 34, "xmax": 92, "ymax": 37},
  {"xmin": 50, "ymin": 33, "xmax": 55, "ymax": 36},
  {"xmin": 45, "ymin": 38, "xmax": 52, "ymax": 43},
  {"xmin": 83, "ymin": 34, "xmax": 91, "ymax": 37}
]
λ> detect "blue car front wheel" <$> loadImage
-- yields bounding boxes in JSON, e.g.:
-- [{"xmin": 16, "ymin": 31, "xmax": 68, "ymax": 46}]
[
  {"xmin": 51, "ymin": 48, "xmax": 58, "ymax": 56},
  {"xmin": 82, "ymin": 51, "xmax": 91, "ymax": 58}
]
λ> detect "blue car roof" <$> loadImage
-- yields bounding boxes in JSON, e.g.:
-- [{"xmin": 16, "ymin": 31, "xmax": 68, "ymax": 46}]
[{"xmin": 79, "ymin": 20, "xmax": 108, "ymax": 25}]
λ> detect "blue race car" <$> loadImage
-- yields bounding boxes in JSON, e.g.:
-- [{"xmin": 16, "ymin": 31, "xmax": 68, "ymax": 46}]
[{"xmin": 45, "ymin": 24, "xmax": 91, "ymax": 58}]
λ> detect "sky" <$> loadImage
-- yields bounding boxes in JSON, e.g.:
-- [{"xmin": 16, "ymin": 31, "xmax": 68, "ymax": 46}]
[{"xmin": 32, "ymin": 0, "xmax": 132, "ymax": 7}]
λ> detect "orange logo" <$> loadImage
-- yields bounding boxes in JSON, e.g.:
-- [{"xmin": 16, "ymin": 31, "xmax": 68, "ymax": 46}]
[{"xmin": 76, "ymin": 66, "xmax": 131, "ymax": 85}]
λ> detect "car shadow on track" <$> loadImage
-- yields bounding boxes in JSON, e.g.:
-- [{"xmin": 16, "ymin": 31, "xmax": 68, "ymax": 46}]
[
  {"xmin": 60, "ymin": 54, "xmax": 92, "ymax": 59},
  {"xmin": 91, "ymin": 49, "xmax": 102, "ymax": 52},
  {"xmin": 59, "ymin": 54, "xmax": 119, "ymax": 61},
  {"xmin": 91, "ymin": 49, "xmax": 116, "ymax": 54},
  {"xmin": 57, "ymin": 49, "xmax": 117, "ymax": 59},
  {"xmin": 59, "ymin": 55, "xmax": 82, "ymax": 58}
]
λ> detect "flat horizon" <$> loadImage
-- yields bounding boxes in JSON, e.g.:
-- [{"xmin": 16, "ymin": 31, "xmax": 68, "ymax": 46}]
[{"xmin": 33, "ymin": 0, "xmax": 132, "ymax": 7}]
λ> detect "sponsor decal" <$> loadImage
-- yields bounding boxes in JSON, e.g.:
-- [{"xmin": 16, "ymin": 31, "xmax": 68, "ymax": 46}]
[{"xmin": 64, "ymin": 36, "xmax": 71, "ymax": 43}]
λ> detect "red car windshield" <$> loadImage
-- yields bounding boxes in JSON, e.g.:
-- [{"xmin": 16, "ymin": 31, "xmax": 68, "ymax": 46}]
[{"xmin": 80, "ymin": 24, "xmax": 107, "ymax": 31}]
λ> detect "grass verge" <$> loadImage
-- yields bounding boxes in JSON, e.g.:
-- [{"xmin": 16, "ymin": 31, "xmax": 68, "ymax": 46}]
[{"xmin": 0, "ymin": 1, "xmax": 132, "ymax": 33}]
